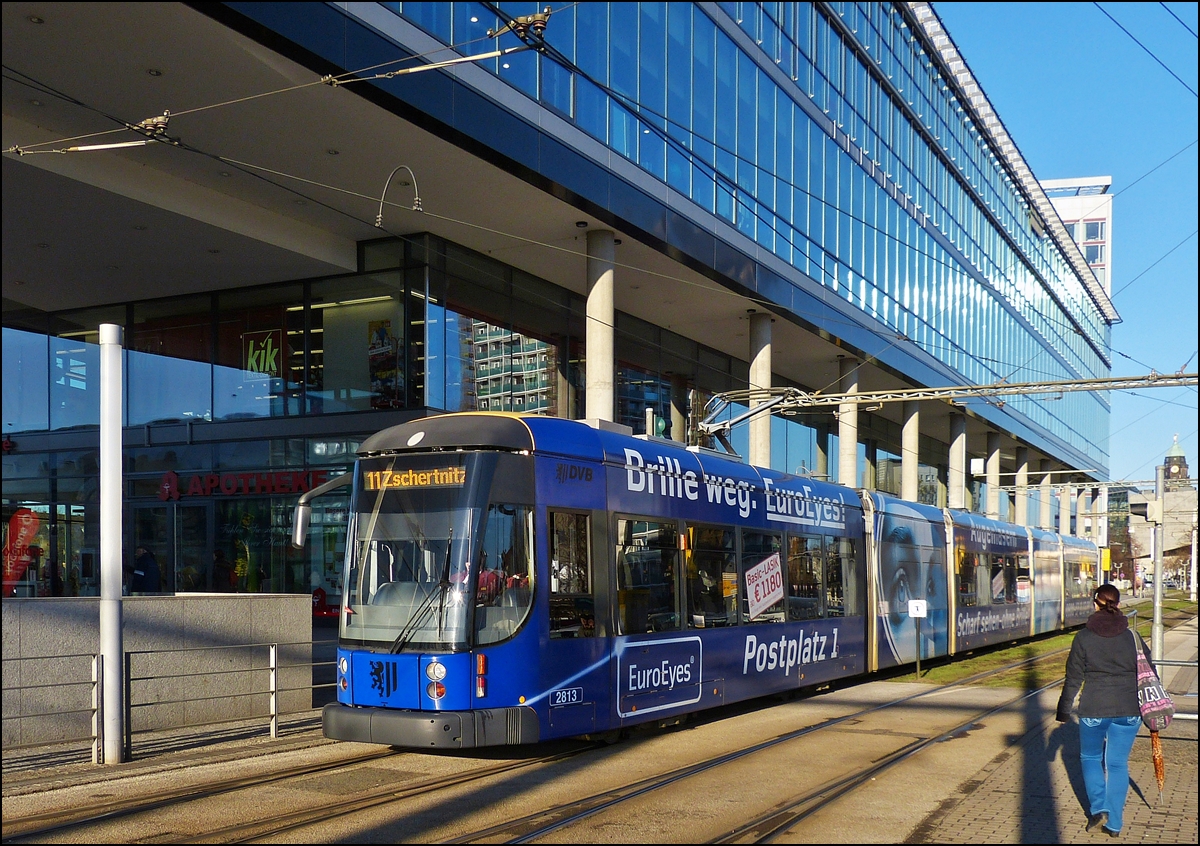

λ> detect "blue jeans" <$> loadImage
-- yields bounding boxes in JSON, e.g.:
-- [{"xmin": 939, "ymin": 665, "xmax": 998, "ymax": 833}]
[{"xmin": 1079, "ymin": 715, "xmax": 1141, "ymax": 833}]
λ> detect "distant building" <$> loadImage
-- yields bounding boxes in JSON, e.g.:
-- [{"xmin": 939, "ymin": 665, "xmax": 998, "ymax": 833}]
[
  {"xmin": 1043, "ymin": 177, "xmax": 1114, "ymax": 294},
  {"xmin": 1127, "ymin": 438, "xmax": 1197, "ymax": 586}
]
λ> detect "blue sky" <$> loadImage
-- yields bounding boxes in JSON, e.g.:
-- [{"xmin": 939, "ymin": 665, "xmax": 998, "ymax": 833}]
[{"xmin": 934, "ymin": 2, "xmax": 1198, "ymax": 484}]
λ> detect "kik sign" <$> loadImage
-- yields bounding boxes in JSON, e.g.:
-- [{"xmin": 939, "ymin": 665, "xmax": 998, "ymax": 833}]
[{"xmin": 243, "ymin": 330, "xmax": 283, "ymax": 378}]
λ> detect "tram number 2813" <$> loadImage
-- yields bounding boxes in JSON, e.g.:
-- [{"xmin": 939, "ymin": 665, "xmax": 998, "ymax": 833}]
[{"xmin": 550, "ymin": 687, "xmax": 584, "ymax": 706}]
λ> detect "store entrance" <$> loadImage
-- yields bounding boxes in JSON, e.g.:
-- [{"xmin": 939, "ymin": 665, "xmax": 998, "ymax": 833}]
[{"xmin": 130, "ymin": 503, "xmax": 212, "ymax": 593}]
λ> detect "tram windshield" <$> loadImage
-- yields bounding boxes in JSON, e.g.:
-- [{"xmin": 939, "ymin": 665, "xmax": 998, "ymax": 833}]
[{"xmin": 340, "ymin": 452, "xmax": 535, "ymax": 651}]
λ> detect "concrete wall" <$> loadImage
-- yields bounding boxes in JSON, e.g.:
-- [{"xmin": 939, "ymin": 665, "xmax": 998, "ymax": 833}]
[{"xmin": 2, "ymin": 594, "xmax": 311, "ymax": 748}]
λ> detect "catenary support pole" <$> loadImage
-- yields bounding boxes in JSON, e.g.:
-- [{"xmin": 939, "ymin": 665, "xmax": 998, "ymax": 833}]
[
  {"xmin": 1152, "ymin": 465, "xmax": 1165, "ymax": 662},
  {"xmin": 99, "ymin": 323, "xmax": 125, "ymax": 764}
]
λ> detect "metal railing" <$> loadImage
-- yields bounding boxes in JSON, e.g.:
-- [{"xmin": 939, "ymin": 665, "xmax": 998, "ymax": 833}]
[{"xmin": 2, "ymin": 642, "xmax": 336, "ymax": 762}]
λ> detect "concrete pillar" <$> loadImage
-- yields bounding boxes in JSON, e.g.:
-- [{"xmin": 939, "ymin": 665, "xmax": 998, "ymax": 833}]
[
  {"xmin": 986, "ymin": 432, "xmax": 1001, "ymax": 519},
  {"xmin": 1039, "ymin": 460, "xmax": 1053, "ymax": 530},
  {"xmin": 1060, "ymin": 485, "xmax": 1073, "ymax": 536},
  {"xmin": 554, "ymin": 335, "xmax": 574, "ymax": 419},
  {"xmin": 585, "ymin": 230, "xmax": 615, "ymax": 421},
  {"xmin": 749, "ymin": 312, "xmax": 772, "ymax": 468},
  {"xmin": 670, "ymin": 373, "xmax": 688, "ymax": 444},
  {"xmin": 816, "ymin": 422, "xmax": 829, "ymax": 480},
  {"xmin": 948, "ymin": 412, "xmax": 967, "ymax": 510},
  {"xmin": 1014, "ymin": 447, "xmax": 1029, "ymax": 526},
  {"xmin": 837, "ymin": 357, "xmax": 859, "ymax": 488},
  {"xmin": 902, "ymin": 401, "xmax": 920, "ymax": 502}
]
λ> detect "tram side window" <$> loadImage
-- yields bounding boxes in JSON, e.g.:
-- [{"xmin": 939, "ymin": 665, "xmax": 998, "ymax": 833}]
[
  {"xmin": 827, "ymin": 537, "xmax": 859, "ymax": 617},
  {"xmin": 787, "ymin": 534, "xmax": 823, "ymax": 620},
  {"xmin": 686, "ymin": 525, "xmax": 736, "ymax": 628},
  {"xmin": 974, "ymin": 553, "xmax": 993, "ymax": 605},
  {"xmin": 474, "ymin": 503, "xmax": 535, "ymax": 645},
  {"xmin": 616, "ymin": 518, "xmax": 679, "ymax": 634},
  {"xmin": 991, "ymin": 554, "xmax": 1017, "ymax": 604},
  {"xmin": 549, "ymin": 511, "xmax": 595, "ymax": 639},
  {"xmin": 957, "ymin": 551, "xmax": 978, "ymax": 608},
  {"xmin": 741, "ymin": 530, "xmax": 784, "ymax": 623}
]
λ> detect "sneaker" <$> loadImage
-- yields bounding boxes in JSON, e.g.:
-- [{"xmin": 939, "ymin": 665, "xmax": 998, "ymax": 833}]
[
  {"xmin": 1102, "ymin": 828, "xmax": 1120, "ymax": 838},
  {"xmin": 1086, "ymin": 813, "xmax": 1108, "ymax": 833}
]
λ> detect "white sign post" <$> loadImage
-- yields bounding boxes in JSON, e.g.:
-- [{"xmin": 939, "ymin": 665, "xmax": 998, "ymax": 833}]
[
  {"xmin": 745, "ymin": 553, "xmax": 785, "ymax": 621},
  {"xmin": 909, "ymin": 599, "xmax": 927, "ymax": 679}
]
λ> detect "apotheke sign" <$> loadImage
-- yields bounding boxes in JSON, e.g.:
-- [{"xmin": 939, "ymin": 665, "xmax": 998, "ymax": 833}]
[{"xmin": 158, "ymin": 469, "xmax": 329, "ymax": 500}]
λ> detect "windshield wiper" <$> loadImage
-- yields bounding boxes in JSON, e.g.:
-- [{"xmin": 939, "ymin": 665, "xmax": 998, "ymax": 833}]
[{"xmin": 389, "ymin": 531, "xmax": 454, "ymax": 654}]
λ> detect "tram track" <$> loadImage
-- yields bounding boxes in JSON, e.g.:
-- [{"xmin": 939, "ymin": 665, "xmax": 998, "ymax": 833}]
[
  {"xmin": 5, "ymin": 607, "xmax": 1186, "ymax": 844},
  {"xmin": 0, "ymin": 747, "xmax": 398, "ymax": 842},
  {"xmin": 441, "ymin": 648, "xmax": 1072, "ymax": 844}
]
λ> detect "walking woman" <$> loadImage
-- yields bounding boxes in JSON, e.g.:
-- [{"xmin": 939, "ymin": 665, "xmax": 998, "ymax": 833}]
[{"xmin": 1055, "ymin": 583, "xmax": 1149, "ymax": 837}]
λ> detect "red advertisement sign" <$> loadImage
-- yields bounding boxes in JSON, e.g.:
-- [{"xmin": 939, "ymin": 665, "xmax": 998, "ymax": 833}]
[
  {"xmin": 2, "ymin": 508, "xmax": 41, "ymax": 597},
  {"xmin": 159, "ymin": 469, "xmax": 329, "ymax": 499}
]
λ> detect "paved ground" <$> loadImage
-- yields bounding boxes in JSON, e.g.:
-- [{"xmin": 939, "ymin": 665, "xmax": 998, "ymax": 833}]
[
  {"xmin": 4, "ymin": 616, "xmax": 1195, "ymax": 844},
  {"xmin": 907, "ymin": 615, "xmax": 1198, "ymax": 845}
]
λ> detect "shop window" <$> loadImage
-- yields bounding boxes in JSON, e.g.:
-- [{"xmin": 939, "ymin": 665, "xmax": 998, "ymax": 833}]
[
  {"xmin": 129, "ymin": 295, "xmax": 213, "ymax": 424},
  {"xmin": 2, "ymin": 328, "xmax": 49, "ymax": 434},
  {"xmin": 215, "ymin": 286, "xmax": 302, "ymax": 421},
  {"xmin": 308, "ymin": 274, "xmax": 407, "ymax": 414},
  {"xmin": 48, "ymin": 305, "xmax": 126, "ymax": 431}
]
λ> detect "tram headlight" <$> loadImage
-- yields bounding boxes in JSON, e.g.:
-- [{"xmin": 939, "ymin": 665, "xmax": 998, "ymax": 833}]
[
  {"xmin": 338, "ymin": 657, "xmax": 348, "ymax": 674},
  {"xmin": 426, "ymin": 681, "xmax": 446, "ymax": 699},
  {"xmin": 425, "ymin": 661, "xmax": 447, "ymax": 682}
]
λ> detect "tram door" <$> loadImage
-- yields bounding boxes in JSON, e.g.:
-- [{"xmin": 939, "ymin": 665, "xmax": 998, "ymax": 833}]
[
  {"xmin": 545, "ymin": 510, "xmax": 609, "ymax": 735},
  {"xmin": 130, "ymin": 503, "xmax": 211, "ymax": 593}
]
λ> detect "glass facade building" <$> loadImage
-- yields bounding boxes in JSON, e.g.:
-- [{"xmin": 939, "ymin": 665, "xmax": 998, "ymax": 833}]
[{"xmin": 2, "ymin": 2, "xmax": 1115, "ymax": 602}]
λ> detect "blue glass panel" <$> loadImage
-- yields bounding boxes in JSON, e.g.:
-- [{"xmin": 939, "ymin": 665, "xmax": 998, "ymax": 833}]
[
  {"xmin": 128, "ymin": 352, "xmax": 212, "ymax": 424},
  {"xmin": 452, "ymin": 4, "xmax": 494, "ymax": 51},
  {"xmin": 666, "ymin": 3, "xmax": 691, "ymax": 130},
  {"xmin": 50, "ymin": 336, "xmax": 102, "ymax": 430},
  {"xmin": 692, "ymin": 11, "xmax": 716, "ymax": 163},
  {"xmin": 640, "ymin": 121, "xmax": 666, "ymax": 180},
  {"xmin": 611, "ymin": 101, "xmax": 638, "ymax": 160},
  {"xmin": 736, "ymin": 51, "xmax": 756, "ymax": 191},
  {"xmin": 576, "ymin": 76, "xmax": 608, "ymax": 141},
  {"xmin": 715, "ymin": 29, "xmax": 737, "ymax": 169},
  {"xmin": 403, "ymin": 2, "xmax": 451, "ymax": 41},
  {"xmin": 498, "ymin": 31, "xmax": 536, "ymax": 98},
  {"xmin": 576, "ymin": 3, "xmax": 608, "ymax": 81},
  {"xmin": 540, "ymin": 53, "xmax": 572, "ymax": 116},
  {"xmin": 425, "ymin": 299, "xmax": 446, "ymax": 410},
  {"xmin": 610, "ymin": 2, "xmax": 638, "ymax": 99},
  {"xmin": 2, "ymin": 328, "xmax": 49, "ymax": 433}
]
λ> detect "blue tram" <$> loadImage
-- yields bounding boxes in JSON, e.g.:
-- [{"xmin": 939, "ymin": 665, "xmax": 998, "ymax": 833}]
[{"xmin": 300, "ymin": 413, "xmax": 1099, "ymax": 749}]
